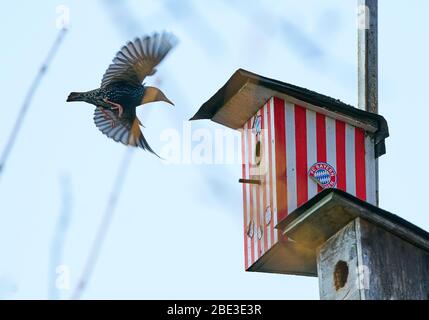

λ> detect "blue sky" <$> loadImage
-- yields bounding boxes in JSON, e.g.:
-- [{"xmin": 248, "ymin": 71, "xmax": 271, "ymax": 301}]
[{"xmin": 0, "ymin": 0, "xmax": 428, "ymax": 299}]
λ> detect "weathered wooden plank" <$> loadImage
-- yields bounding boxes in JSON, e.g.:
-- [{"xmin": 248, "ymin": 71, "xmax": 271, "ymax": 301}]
[
  {"xmin": 211, "ymin": 81, "xmax": 378, "ymax": 133},
  {"xmin": 278, "ymin": 190, "xmax": 429, "ymax": 253},
  {"xmin": 317, "ymin": 217, "xmax": 429, "ymax": 300},
  {"xmin": 247, "ymin": 241, "xmax": 317, "ymax": 277},
  {"xmin": 358, "ymin": 0, "xmax": 378, "ymax": 114},
  {"xmin": 317, "ymin": 220, "xmax": 362, "ymax": 300},
  {"xmin": 358, "ymin": 218, "xmax": 429, "ymax": 300}
]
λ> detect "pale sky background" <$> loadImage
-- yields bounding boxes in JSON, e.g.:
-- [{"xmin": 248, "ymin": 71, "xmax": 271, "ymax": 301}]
[{"xmin": 0, "ymin": 0, "xmax": 428, "ymax": 299}]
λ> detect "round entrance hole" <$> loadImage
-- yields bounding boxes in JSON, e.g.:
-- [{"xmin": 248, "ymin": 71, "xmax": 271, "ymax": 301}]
[
  {"xmin": 333, "ymin": 260, "xmax": 349, "ymax": 291},
  {"xmin": 255, "ymin": 141, "xmax": 261, "ymax": 165}
]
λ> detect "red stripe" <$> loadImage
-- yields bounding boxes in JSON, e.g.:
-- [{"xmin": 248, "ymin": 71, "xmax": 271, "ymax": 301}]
[
  {"xmin": 355, "ymin": 128, "xmax": 367, "ymax": 200},
  {"xmin": 335, "ymin": 120, "xmax": 346, "ymax": 190},
  {"xmin": 295, "ymin": 105, "xmax": 308, "ymax": 207},
  {"xmin": 241, "ymin": 127, "xmax": 248, "ymax": 270},
  {"xmin": 267, "ymin": 99, "xmax": 275, "ymax": 246},
  {"xmin": 247, "ymin": 120, "xmax": 255, "ymax": 264},
  {"xmin": 274, "ymin": 97, "xmax": 288, "ymax": 224},
  {"xmin": 261, "ymin": 107, "xmax": 268, "ymax": 253},
  {"xmin": 316, "ymin": 113, "xmax": 327, "ymax": 193}
]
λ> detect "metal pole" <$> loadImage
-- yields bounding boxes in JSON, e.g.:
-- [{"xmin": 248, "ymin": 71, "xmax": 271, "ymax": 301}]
[{"xmin": 358, "ymin": 0, "xmax": 379, "ymax": 205}]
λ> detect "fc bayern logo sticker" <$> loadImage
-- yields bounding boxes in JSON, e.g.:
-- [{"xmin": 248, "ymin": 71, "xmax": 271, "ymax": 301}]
[{"xmin": 308, "ymin": 162, "xmax": 337, "ymax": 189}]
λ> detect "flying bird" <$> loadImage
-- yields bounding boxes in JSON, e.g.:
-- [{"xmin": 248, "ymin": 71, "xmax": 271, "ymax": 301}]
[{"xmin": 67, "ymin": 32, "xmax": 177, "ymax": 156}]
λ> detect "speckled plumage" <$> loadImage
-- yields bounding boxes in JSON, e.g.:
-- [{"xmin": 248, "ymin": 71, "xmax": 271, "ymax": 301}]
[
  {"xmin": 67, "ymin": 32, "xmax": 177, "ymax": 155},
  {"xmin": 73, "ymin": 82, "xmax": 145, "ymax": 111}
]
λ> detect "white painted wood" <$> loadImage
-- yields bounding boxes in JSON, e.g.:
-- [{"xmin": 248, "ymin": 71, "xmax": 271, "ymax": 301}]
[
  {"xmin": 345, "ymin": 124, "xmax": 356, "ymax": 196},
  {"xmin": 285, "ymin": 101, "xmax": 297, "ymax": 212}
]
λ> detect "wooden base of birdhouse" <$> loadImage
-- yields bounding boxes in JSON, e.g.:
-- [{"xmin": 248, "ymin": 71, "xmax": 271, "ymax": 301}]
[
  {"xmin": 276, "ymin": 188, "xmax": 429, "ymax": 300},
  {"xmin": 247, "ymin": 239, "xmax": 316, "ymax": 276}
]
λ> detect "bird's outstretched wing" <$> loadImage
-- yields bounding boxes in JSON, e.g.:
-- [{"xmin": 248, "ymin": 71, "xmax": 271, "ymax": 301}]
[
  {"xmin": 101, "ymin": 32, "xmax": 177, "ymax": 87},
  {"xmin": 93, "ymin": 107, "xmax": 159, "ymax": 156}
]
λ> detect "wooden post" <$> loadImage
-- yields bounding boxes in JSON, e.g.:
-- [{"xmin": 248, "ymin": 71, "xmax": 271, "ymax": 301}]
[
  {"xmin": 357, "ymin": 0, "xmax": 379, "ymax": 205},
  {"xmin": 277, "ymin": 189, "xmax": 429, "ymax": 300},
  {"xmin": 358, "ymin": 0, "xmax": 378, "ymax": 114}
]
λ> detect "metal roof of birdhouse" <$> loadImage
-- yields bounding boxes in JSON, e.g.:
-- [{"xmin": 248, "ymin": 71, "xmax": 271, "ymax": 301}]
[{"xmin": 191, "ymin": 69, "xmax": 389, "ymax": 157}]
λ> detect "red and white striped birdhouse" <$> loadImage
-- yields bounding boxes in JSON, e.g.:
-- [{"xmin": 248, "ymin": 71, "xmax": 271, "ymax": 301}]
[{"xmin": 191, "ymin": 69, "xmax": 389, "ymax": 276}]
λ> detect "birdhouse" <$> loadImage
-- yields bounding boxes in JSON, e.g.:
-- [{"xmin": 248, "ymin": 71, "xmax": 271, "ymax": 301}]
[{"xmin": 191, "ymin": 69, "xmax": 389, "ymax": 276}]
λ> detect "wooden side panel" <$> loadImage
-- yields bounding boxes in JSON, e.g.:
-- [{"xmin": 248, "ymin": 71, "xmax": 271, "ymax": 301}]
[
  {"xmin": 317, "ymin": 220, "xmax": 362, "ymax": 300},
  {"xmin": 358, "ymin": 218, "xmax": 429, "ymax": 300},
  {"xmin": 317, "ymin": 217, "xmax": 429, "ymax": 300},
  {"xmin": 242, "ymin": 98, "xmax": 277, "ymax": 269},
  {"xmin": 242, "ymin": 96, "xmax": 378, "ymax": 272},
  {"xmin": 275, "ymin": 98, "xmax": 377, "ymax": 213}
]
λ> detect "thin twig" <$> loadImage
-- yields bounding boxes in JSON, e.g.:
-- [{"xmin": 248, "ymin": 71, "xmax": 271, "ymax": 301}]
[
  {"xmin": 49, "ymin": 174, "xmax": 73, "ymax": 300},
  {"xmin": 0, "ymin": 28, "xmax": 68, "ymax": 178},
  {"xmin": 71, "ymin": 148, "xmax": 134, "ymax": 299}
]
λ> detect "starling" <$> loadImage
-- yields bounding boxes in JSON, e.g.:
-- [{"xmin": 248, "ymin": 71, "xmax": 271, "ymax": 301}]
[{"xmin": 67, "ymin": 32, "xmax": 177, "ymax": 156}]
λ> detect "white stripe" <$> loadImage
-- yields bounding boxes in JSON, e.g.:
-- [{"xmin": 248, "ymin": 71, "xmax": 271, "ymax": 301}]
[
  {"xmin": 244, "ymin": 121, "xmax": 251, "ymax": 268},
  {"xmin": 270, "ymin": 98, "xmax": 278, "ymax": 243},
  {"xmin": 285, "ymin": 102, "xmax": 297, "ymax": 213},
  {"xmin": 256, "ymin": 109, "xmax": 265, "ymax": 255},
  {"xmin": 365, "ymin": 134, "xmax": 376, "ymax": 205},
  {"xmin": 250, "ymin": 118, "xmax": 258, "ymax": 260},
  {"xmin": 326, "ymin": 117, "xmax": 337, "ymax": 174},
  {"xmin": 263, "ymin": 103, "xmax": 272, "ymax": 249},
  {"xmin": 345, "ymin": 124, "xmax": 356, "ymax": 196},
  {"xmin": 306, "ymin": 109, "xmax": 318, "ymax": 200}
]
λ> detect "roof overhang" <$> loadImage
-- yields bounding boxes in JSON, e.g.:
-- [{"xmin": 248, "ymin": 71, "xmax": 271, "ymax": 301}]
[
  {"xmin": 191, "ymin": 69, "xmax": 389, "ymax": 157},
  {"xmin": 276, "ymin": 189, "xmax": 429, "ymax": 253}
]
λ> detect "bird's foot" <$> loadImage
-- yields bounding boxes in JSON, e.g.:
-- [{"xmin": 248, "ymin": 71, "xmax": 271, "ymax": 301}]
[
  {"xmin": 103, "ymin": 98, "xmax": 123, "ymax": 117},
  {"xmin": 99, "ymin": 107, "xmax": 117, "ymax": 128}
]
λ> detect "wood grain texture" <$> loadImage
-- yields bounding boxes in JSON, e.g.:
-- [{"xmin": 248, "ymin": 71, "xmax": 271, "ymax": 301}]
[
  {"xmin": 317, "ymin": 220, "xmax": 362, "ymax": 300},
  {"xmin": 358, "ymin": 218, "xmax": 429, "ymax": 300},
  {"xmin": 317, "ymin": 217, "xmax": 429, "ymax": 300}
]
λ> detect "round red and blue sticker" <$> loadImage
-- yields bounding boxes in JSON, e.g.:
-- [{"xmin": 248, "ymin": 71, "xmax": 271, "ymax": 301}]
[{"xmin": 308, "ymin": 162, "xmax": 337, "ymax": 189}]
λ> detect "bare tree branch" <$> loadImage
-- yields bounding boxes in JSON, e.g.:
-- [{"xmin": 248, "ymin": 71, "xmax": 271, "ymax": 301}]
[
  {"xmin": 0, "ymin": 28, "xmax": 68, "ymax": 179},
  {"xmin": 71, "ymin": 148, "xmax": 134, "ymax": 299}
]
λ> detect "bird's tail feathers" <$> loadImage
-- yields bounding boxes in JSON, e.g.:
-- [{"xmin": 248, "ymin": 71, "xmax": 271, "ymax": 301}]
[
  {"xmin": 129, "ymin": 118, "xmax": 161, "ymax": 158},
  {"xmin": 93, "ymin": 108, "xmax": 161, "ymax": 158}
]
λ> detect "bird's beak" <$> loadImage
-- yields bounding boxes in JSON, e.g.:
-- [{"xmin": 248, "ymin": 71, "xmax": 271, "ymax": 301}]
[{"xmin": 142, "ymin": 86, "xmax": 174, "ymax": 106}]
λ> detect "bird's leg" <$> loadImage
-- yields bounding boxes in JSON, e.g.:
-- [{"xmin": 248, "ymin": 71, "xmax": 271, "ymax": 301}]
[
  {"xmin": 103, "ymin": 98, "xmax": 123, "ymax": 117},
  {"xmin": 99, "ymin": 107, "xmax": 111, "ymax": 120},
  {"xmin": 98, "ymin": 107, "xmax": 117, "ymax": 128}
]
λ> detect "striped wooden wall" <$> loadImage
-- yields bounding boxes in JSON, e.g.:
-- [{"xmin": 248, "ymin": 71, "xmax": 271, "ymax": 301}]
[{"xmin": 241, "ymin": 97, "xmax": 376, "ymax": 270}]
